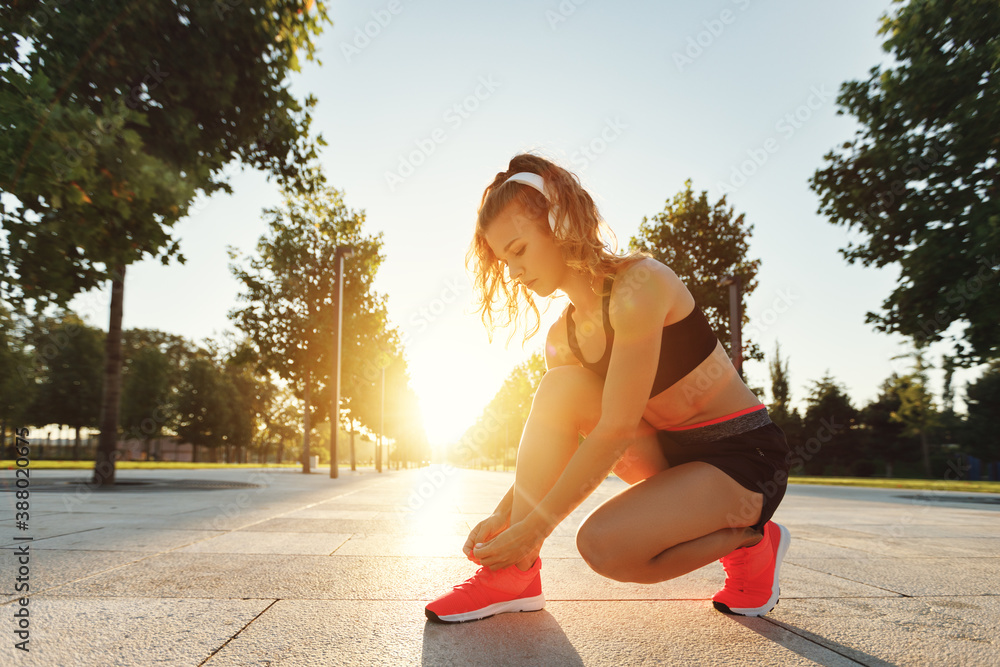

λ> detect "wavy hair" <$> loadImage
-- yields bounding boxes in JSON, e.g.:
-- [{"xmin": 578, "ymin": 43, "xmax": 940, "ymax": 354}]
[{"xmin": 466, "ymin": 152, "xmax": 649, "ymax": 344}]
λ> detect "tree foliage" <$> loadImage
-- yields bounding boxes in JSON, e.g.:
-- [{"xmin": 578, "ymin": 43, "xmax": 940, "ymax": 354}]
[
  {"xmin": 766, "ymin": 341, "xmax": 803, "ymax": 450},
  {"xmin": 228, "ymin": 179, "xmax": 404, "ymax": 467},
  {"xmin": 0, "ymin": 302, "xmax": 34, "ymax": 444},
  {"xmin": 119, "ymin": 344, "xmax": 170, "ymax": 458},
  {"xmin": 963, "ymin": 361, "xmax": 1000, "ymax": 462},
  {"xmin": 25, "ymin": 315, "xmax": 104, "ymax": 455},
  {"xmin": 631, "ymin": 180, "xmax": 762, "ymax": 361},
  {"xmin": 809, "ymin": 0, "xmax": 1000, "ymax": 363},
  {"xmin": 453, "ymin": 352, "xmax": 546, "ymax": 468},
  {"xmin": 1, "ymin": 0, "xmax": 331, "ymax": 483},
  {"xmin": 800, "ymin": 374, "xmax": 860, "ymax": 475}
]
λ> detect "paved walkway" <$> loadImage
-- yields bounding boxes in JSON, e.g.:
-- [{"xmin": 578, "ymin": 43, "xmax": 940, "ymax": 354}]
[{"xmin": 2, "ymin": 466, "xmax": 998, "ymax": 666}]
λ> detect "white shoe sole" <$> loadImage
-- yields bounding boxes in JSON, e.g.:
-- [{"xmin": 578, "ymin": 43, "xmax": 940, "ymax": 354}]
[
  {"xmin": 726, "ymin": 523, "xmax": 791, "ymax": 617},
  {"xmin": 428, "ymin": 594, "xmax": 546, "ymax": 623}
]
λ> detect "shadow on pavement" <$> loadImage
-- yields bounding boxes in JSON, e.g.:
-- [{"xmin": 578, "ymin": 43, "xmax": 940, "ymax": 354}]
[
  {"xmin": 732, "ymin": 615, "xmax": 896, "ymax": 666},
  {"xmin": 421, "ymin": 609, "xmax": 583, "ymax": 666}
]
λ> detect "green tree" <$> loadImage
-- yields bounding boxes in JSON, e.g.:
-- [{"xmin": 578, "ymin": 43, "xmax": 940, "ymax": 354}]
[
  {"xmin": 858, "ymin": 374, "xmax": 919, "ymax": 477},
  {"xmin": 175, "ymin": 356, "xmax": 233, "ymax": 463},
  {"xmin": 229, "ymin": 180, "xmax": 392, "ymax": 473},
  {"xmin": 1, "ymin": 1, "xmax": 331, "ymax": 485},
  {"xmin": 631, "ymin": 180, "xmax": 761, "ymax": 362},
  {"xmin": 767, "ymin": 341, "xmax": 803, "ymax": 456},
  {"xmin": 382, "ymin": 362, "xmax": 431, "ymax": 469},
  {"xmin": 809, "ymin": 0, "xmax": 1000, "ymax": 363},
  {"xmin": 800, "ymin": 374, "xmax": 860, "ymax": 476},
  {"xmin": 120, "ymin": 345, "xmax": 170, "ymax": 460},
  {"xmin": 0, "ymin": 303, "xmax": 34, "ymax": 451},
  {"xmin": 454, "ymin": 352, "xmax": 546, "ymax": 469},
  {"xmin": 961, "ymin": 361, "xmax": 1000, "ymax": 463},
  {"xmin": 890, "ymin": 347, "xmax": 940, "ymax": 477},
  {"xmin": 26, "ymin": 315, "xmax": 104, "ymax": 459}
]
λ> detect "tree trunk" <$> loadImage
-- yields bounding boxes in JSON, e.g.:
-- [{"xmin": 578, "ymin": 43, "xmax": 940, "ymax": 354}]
[
  {"xmin": 192, "ymin": 443, "xmax": 199, "ymax": 463},
  {"xmin": 74, "ymin": 425, "xmax": 81, "ymax": 460},
  {"xmin": 350, "ymin": 422, "xmax": 356, "ymax": 471},
  {"xmin": 93, "ymin": 265, "xmax": 126, "ymax": 486},
  {"xmin": 302, "ymin": 369, "xmax": 311, "ymax": 473}
]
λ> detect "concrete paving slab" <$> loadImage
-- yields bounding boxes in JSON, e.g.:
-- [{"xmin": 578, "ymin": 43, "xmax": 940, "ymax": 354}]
[
  {"xmin": 788, "ymin": 557, "xmax": 1000, "ymax": 597},
  {"xmin": 7, "ymin": 596, "xmax": 272, "ymax": 667},
  {"xmin": 10, "ymin": 526, "xmax": 225, "ymax": 552},
  {"xmin": 246, "ymin": 516, "xmax": 471, "ymax": 535},
  {"xmin": 2, "ymin": 466, "xmax": 998, "ymax": 665},
  {"xmin": 0, "ymin": 549, "xmax": 150, "ymax": 601},
  {"xmin": 204, "ymin": 599, "xmax": 846, "ymax": 667},
  {"xmin": 769, "ymin": 596, "xmax": 999, "ymax": 666},
  {"xmin": 176, "ymin": 530, "xmax": 353, "ymax": 556},
  {"xmin": 797, "ymin": 534, "xmax": 1000, "ymax": 558}
]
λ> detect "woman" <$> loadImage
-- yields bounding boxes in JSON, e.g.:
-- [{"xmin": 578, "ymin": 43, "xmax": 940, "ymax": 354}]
[{"xmin": 425, "ymin": 153, "xmax": 791, "ymax": 624}]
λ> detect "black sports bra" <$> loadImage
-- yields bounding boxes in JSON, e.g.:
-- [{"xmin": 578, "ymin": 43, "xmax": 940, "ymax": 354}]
[{"xmin": 565, "ymin": 274, "xmax": 719, "ymax": 397}]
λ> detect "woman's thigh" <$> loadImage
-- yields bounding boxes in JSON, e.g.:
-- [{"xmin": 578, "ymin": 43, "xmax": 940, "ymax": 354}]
[
  {"xmin": 520, "ymin": 365, "xmax": 667, "ymax": 480},
  {"xmin": 576, "ymin": 462, "xmax": 763, "ymax": 568}
]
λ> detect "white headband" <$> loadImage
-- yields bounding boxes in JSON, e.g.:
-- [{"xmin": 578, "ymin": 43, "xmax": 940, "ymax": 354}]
[{"xmin": 503, "ymin": 171, "xmax": 565, "ymax": 234}]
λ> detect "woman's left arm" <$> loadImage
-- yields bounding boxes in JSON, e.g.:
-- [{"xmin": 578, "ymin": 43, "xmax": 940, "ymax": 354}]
[{"xmin": 473, "ymin": 262, "xmax": 673, "ymax": 569}]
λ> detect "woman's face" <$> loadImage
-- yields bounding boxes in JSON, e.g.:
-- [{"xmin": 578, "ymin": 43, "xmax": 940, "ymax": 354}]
[{"xmin": 484, "ymin": 201, "xmax": 566, "ymax": 298}]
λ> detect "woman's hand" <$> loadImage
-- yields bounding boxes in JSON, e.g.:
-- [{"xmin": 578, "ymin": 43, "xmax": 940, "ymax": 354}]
[
  {"xmin": 463, "ymin": 512, "xmax": 510, "ymax": 564},
  {"xmin": 471, "ymin": 516, "xmax": 548, "ymax": 571}
]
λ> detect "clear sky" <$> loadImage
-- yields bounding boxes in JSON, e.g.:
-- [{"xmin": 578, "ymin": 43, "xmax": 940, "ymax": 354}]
[{"xmin": 65, "ymin": 0, "xmax": 983, "ymax": 448}]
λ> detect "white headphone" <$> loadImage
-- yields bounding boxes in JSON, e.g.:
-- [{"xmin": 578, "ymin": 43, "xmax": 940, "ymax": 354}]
[{"xmin": 503, "ymin": 171, "xmax": 566, "ymax": 234}]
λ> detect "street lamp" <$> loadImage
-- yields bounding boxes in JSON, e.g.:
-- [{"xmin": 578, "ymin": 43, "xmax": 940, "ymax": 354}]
[
  {"xmin": 330, "ymin": 244, "xmax": 354, "ymax": 479},
  {"xmin": 717, "ymin": 274, "xmax": 743, "ymax": 378},
  {"xmin": 377, "ymin": 364, "xmax": 385, "ymax": 473}
]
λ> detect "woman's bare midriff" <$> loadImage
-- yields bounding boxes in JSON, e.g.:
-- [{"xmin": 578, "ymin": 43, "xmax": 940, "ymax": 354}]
[{"xmin": 640, "ymin": 341, "xmax": 762, "ymax": 431}]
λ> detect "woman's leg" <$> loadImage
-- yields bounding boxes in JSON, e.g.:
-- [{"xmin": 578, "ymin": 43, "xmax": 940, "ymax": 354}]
[
  {"xmin": 508, "ymin": 365, "xmax": 669, "ymax": 569},
  {"xmin": 575, "ymin": 462, "xmax": 764, "ymax": 584}
]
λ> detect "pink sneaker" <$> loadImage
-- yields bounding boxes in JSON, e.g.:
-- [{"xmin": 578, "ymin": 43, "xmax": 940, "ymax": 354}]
[
  {"xmin": 713, "ymin": 521, "xmax": 791, "ymax": 617},
  {"xmin": 425, "ymin": 558, "xmax": 545, "ymax": 623}
]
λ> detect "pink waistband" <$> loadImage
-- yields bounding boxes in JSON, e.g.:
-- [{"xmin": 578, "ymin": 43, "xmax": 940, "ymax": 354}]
[{"xmin": 665, "ymin": 404, "xmax": 767, "ymax": 432}]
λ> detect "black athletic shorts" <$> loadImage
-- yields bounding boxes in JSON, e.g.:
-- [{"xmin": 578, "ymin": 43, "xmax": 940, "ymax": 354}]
[{"xmin": 655, "ymin": 411, "xmax": 790, "ymax": 533}]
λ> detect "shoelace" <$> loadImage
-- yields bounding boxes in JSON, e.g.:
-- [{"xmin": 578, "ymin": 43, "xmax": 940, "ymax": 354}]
[
  {"xmin": 453, "ymin": 567, "xmax": 491, "ymax": 592},
  {"xmin": 720, "ymin": 548, "xmax": 750, "ymax": 593}
]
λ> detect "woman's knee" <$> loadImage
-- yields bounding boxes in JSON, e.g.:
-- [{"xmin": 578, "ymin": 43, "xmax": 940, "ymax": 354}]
[
  {"xmin": 576, "ymin": 511, "xmax": 634, "ymax": 582},
  {"xmin": 532, "ymin": 366, "xmax": 603, "ymax": 431}
]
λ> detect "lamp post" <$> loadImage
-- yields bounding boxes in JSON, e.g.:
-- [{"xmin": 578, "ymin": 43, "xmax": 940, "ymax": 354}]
[
  {"xmin": 330, "ymin": 245, "xmax": 353, "ymax": 479},
  {"xmin": 377, "ymin": 364, "xmax": 385, "ymax": 473},
  {"xmin": 717, "ymin": 274, "xmax": 743, "ymax": 378}
]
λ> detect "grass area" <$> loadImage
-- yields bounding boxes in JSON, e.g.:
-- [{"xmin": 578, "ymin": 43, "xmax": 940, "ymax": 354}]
[
  {"xmin": 789, "ymin": 476, "xmax": 1000, "ymax": 494},
  {"xmin": 2, "ymin": 460, "xmax": 301, "ymax": 470}
]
